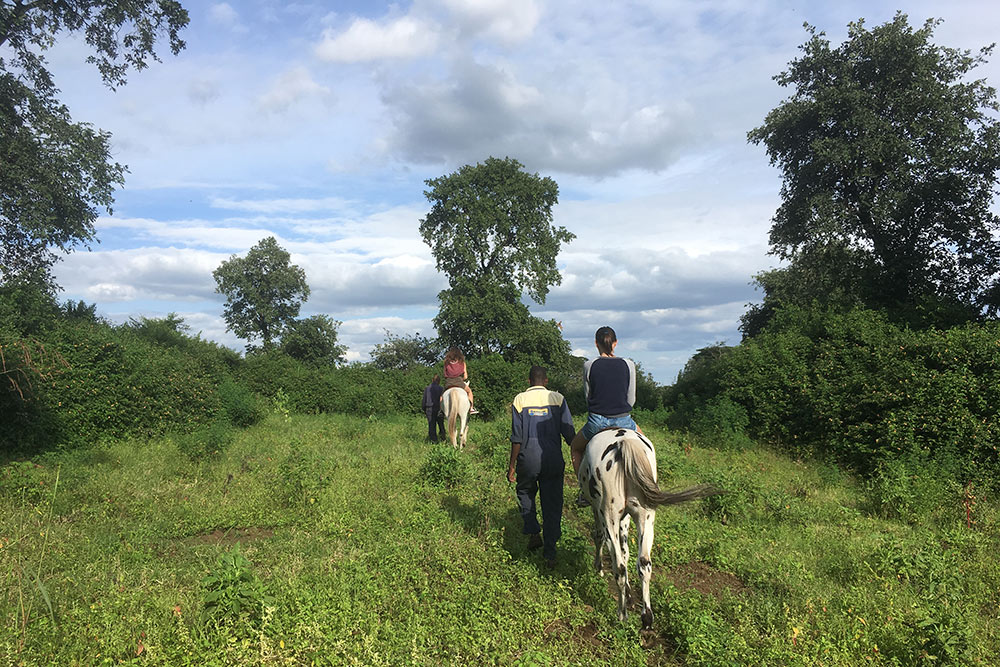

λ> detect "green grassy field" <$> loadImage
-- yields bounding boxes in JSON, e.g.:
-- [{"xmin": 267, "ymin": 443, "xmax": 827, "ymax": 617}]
[{"xmin": 3, "ymin": 414, "xmax": 999, "ymax": 665}]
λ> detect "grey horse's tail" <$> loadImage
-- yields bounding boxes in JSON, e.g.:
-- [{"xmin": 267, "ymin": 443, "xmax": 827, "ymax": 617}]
[{"xmin": 620, "ymin": 437, "xmax": 721, "ymax": 506}]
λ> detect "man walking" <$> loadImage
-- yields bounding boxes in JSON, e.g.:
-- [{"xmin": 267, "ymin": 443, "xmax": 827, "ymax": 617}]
[
  {"xmin": 508, "ymin": 365, "xmax": 576, "ymax": 567},
  {"xmin": 422, "ymin": 374, "xmax": 446, "ymax": 442}
]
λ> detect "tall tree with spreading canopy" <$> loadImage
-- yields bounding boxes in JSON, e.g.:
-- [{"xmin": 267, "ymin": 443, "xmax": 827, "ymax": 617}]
[
  {"xmin": 213, "ymin": 237, "xmax": 310, "ymax": 352},
  {"xmin": 747, "ymin": 14, "xmax": 1000, "ymax": 327},
  {"xmin": 420, "ymin": 156, "xmax": 575, "ymax": 361},
  {"xmin": 0, "ymin": 0, "xmax": 189, "ymax": 289}
]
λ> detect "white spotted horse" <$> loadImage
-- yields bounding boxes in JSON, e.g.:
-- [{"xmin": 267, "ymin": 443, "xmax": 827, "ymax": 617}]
[
  {"xmin": 578, "ymin": 428, "xmax": 718, "ymax": 629},
  {"xmin": 441, "ymin": 386, "xmax": 470, "ymax": 449}
]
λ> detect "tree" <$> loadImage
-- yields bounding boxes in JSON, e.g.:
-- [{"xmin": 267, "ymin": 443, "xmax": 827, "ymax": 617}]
[
  {"xmin": 748, "ymin": 14, "xmax": 1000, "ymax": 322},
  {"xmin": 420, "ymin": 156, "xmax": 575, "ymax": 360},
  {"xmin": 213, "ymin": 237, "xmax": 310, "ymax": 352},
  {"xmin": 280, "ymin": 315, "xmax": 347, "ymax": 367},
  {"xmin": 0, "ymin": 1, "xmax": 189, "ymax": 288},
  {"xmin": 369, "ymin": 330, "xmax": 443, "ymax": 371}
]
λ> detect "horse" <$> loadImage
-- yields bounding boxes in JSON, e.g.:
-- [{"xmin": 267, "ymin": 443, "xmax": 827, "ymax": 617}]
[
  {"xmin": 441, "ymin": 386, "xmax": 470, "ymax": 449},
  {"xmin": 578, "ymin": 428, "xmax": 718, "ymax": 630}
]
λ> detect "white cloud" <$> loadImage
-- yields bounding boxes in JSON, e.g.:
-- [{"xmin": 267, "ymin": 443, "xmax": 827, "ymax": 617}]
[
  {"xmin": 437, "ymin": 0, "xmax": 540, "ymax": 42},
  {"xmin": 315, "ymin": 16, "xmax": 439, "ymax": 62},
  {"xmin": 257, "ymin": 66, "xmax": 331, "ymax": 113},
  {"xmin": 208, "ymin": 3, "xmax": 243, "ymax": 31}
]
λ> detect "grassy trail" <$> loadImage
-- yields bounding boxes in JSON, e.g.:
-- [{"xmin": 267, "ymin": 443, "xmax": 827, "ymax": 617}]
[{"xmin": 3, "ymin": 414, "xmax": 1000, "ymax": 665}]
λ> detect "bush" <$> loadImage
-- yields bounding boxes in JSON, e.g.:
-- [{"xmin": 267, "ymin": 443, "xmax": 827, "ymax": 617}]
[
  {"xmin": 689, "ymin": 396, "xmax": 753, "ymax": 451},
  {"xmin": 200, "ymin": 544, "xmax": 272, "ymax": 629},
  {"xmin": 717, "ymin": 306, "xmax": 1000, "ymax": 483},
  {"xmin": 420, "ymin": 444, "xmax": 468, "ymax": 489}
]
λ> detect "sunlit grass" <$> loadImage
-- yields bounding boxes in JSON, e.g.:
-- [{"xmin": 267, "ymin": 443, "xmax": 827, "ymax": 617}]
[{"xmin": 3, "ymin": 414, "xmax": 999, "ymax": 665}]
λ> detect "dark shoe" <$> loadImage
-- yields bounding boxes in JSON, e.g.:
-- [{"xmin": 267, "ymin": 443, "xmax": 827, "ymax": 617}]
[
  {"xmin": 545, "ymin": 558, "xmax": 557, "ymax": 569},
  {"xmin": 575, "ymin": 492, "xmax": 590, "ymax": 508},
  {"xmin": 527, "ymin": 533, "xmax": 543, "ymax": 550}
]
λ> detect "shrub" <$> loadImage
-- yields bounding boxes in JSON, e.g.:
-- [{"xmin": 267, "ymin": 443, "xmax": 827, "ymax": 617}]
[
  {"xmin": 689, "ymin": 396, "xmax": 753, "ymax": 451},
  {"xmin": 420, "ymin": 444, "xmax": 468, "ymax": 489},
  {"xmin": 200, "ymin": 544, "xmax": 272, "ymax": 629}
]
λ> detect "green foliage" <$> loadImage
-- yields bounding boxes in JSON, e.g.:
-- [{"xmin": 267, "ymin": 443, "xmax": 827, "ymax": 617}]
[
  {"xmin": 199, "ymin": 544, "xmax": 271, "ymax": 629},
  {"xmin": 720, "ymin": 306, "xmax": 1000, "ymax": 480},
  {"xmin": 420, "ymin": 156, "xmax": 573, "ymax": 305},
  {"xmin": 419, "ymin": 442, "xmax": 468, "ymax": 489},
  {"xmin": 0, "ymin": 0, "xmax": 189, "ymax": 288},
  {"xmin": 217, "ymin": 377, "xmax": 264, "ymax": 429},
  {"xmin": 370, "ymin": 329, "xmax": 443, "ymax": 371},
  {"xmin": 213, "ymin": 236, "xmax": 310, "ymax": 351},
  {"xmin": 174, "ymin": 417, "xmax": 233, "ymax": 461},
  {"xmin": 279, "ymin": 314, "xmax": 346, "ymax": 367},
  {"xmin": 421, "ymin": 156, "xmax": 575, "ymax": 362},
  {"xmin": 466, "ymin": 354, "xmax": 530, "ymax": 421},
  {"xmin": 749, "ymin": 14, "xmax": 1000, "ymax": 318},
  {"xmin": 689, "ymin": 396, "xmax": 752, "ymax": 451}
]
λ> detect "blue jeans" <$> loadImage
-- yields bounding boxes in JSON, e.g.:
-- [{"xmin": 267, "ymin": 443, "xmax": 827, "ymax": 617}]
[{"xmin": 581, "ymin": 413, "xmax": 637, "ymax": 440}]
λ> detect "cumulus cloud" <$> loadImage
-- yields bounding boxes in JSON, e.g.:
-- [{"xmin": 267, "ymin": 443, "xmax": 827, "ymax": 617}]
[
  {"xmin": 436, "ymin": 0, "xmax": 540, "ymax": 42},
  {"xmin": 381, "ymin": 59, "xmax": 696, "ymax": 175},
  {"xmin": 315, "ymin": 16, "xmax": 439, "ymax": 62}
]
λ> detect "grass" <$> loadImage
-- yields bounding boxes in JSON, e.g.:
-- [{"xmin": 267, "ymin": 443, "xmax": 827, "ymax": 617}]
[{"xmin": 2, "ymin": 413, "xmax": 999, "ymax": 665}]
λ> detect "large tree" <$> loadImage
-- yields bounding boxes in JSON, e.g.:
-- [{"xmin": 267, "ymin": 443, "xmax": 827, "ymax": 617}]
[
  {"xmin": 420, "ymin": 156, "xmax": 575, "ymax": 360},
  {"xmin": 0, "ymin": 0, "xmax": 188, "ymax": 288},
  {"xmin": 748, "ymin": 14, "xmax": 1000, "ymax": 323},
  {"xmin": 213, "ymin": 237, "xmax": 310, "ymax": 352}
]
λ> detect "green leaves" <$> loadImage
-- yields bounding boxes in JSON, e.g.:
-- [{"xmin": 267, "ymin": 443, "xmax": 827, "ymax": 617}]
[
  {"xmin": 420, "ymin": 156, "xmax": 572, "ymax": 305},
  {"xmin": 750, "ymin": 13, "xmax": 1000, "ymax": 318},
  {"xmin": 0, "ymin": 0, "xmax": 189, "ymax": 289},
  {"xmin": 213, "ymin": 236, "xmax": 310, "ymax": 351},
  {"xmin": 420, "ymin": 157, "xmax": 575, "ymax": 364}
]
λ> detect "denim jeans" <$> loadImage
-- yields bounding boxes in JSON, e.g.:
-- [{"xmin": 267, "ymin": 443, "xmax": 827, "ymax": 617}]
[{"xmin": 581, "ymin": 413, "xmax": 637, "ymax": 440}]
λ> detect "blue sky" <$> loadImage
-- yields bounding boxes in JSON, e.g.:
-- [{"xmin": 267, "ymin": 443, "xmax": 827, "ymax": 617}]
[{"xmin": 38, "ymin": 0, "xmax": 1000, "ymax": 384}]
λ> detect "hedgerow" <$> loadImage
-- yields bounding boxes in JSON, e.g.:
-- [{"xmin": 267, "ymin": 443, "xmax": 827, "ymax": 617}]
[{"xmin": 718, "ymin": 307, "xmax": 1000, "ymax": 482}]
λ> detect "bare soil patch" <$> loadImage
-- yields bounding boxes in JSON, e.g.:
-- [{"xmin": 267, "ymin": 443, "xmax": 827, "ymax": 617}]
[
  {"xmin": 181, "ymin": 526, "xmax": 275, "ymax": 546},
  {"xmin": 664, "ymin": 560, "xmax": 748, "ymax": 599}
]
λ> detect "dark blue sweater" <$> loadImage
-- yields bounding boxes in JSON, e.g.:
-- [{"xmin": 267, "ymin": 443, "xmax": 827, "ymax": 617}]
[{"xmin": 583, "ymin": 356, "xmax": 637, "ymax": 418}]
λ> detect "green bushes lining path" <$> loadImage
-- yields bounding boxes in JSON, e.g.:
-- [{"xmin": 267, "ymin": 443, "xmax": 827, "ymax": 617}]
[{"xmin": 669, "ymin": 306, "xmax": 1000, "ymax": 486}]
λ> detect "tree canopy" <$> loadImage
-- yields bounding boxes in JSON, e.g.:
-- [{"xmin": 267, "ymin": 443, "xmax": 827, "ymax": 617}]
[
  {"xmin": 213, "ymin": 237, "xmax": 310, "ymax": 352},
  {"xmin": 420, "ymin": 156, "xmax": 574, "ymax": 363},
  {"xmin": 0, "ymin": 0, "xmax": 188, "ymax": 288},
  {"xmin": 369, "ymin": 330, "xmax": 443, "ymax": 371},
  {"xmin": 748, "ymin": 14, "xmax": 1000, "ymax": 325},
  {"xmin": 280, "ymin": 314, "xmax": 346, "ymax": 367},
  {"xmin": 420, "ymin": 156, "xmax": 573, "ymax": 305}
]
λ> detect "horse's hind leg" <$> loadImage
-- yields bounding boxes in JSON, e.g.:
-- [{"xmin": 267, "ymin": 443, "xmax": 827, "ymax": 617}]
[
  {"xmin": 618, "ymin": 513, "xmax": 633, "ymax": 604},
  {"xmin": 602, "ymin": 512, "xmax": 629, "ymax": 622},
  {"xmin": 636, "ymin": 508, "xmax": 656, "ymax": 630},
  {"xmin": 591, "ymin": 506, "xmax": 605, "ymax": 575}
]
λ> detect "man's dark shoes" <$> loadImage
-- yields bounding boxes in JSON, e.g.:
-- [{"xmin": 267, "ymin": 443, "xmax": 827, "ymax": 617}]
[
  {"xmin": 545, "ymin": 558, "xmax": 557, "ymax": 569},
  {"xmin": 527, "ymin": 533, "xmax": 543, "ymax": 550}
]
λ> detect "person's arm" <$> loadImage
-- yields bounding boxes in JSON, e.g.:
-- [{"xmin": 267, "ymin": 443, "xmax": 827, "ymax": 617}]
[
  {"xmin": 509, "ymin": 402, "xmax": 522, "ymax": 483},
  {"xmin": 626, "ymin": 358, "xmax": 637, "ymax": 408},
  {"xmin": 508, "ymin": 442, "xmax": 520, "ymax": 483},
  {"xmin": 559, "ymin": 398, "xmax": 576, "ymax": 445}
]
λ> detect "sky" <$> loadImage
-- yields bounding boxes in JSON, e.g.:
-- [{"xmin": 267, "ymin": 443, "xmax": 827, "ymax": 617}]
[{"xmin": 36, "ymin": 0, "xmax": 1000, "ymax": 384}]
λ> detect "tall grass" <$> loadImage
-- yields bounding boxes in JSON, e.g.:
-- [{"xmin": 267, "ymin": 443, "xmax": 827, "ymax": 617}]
[{"xmin": 2, "ymin": 415, "xmax": 999, "ymax": 665}]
